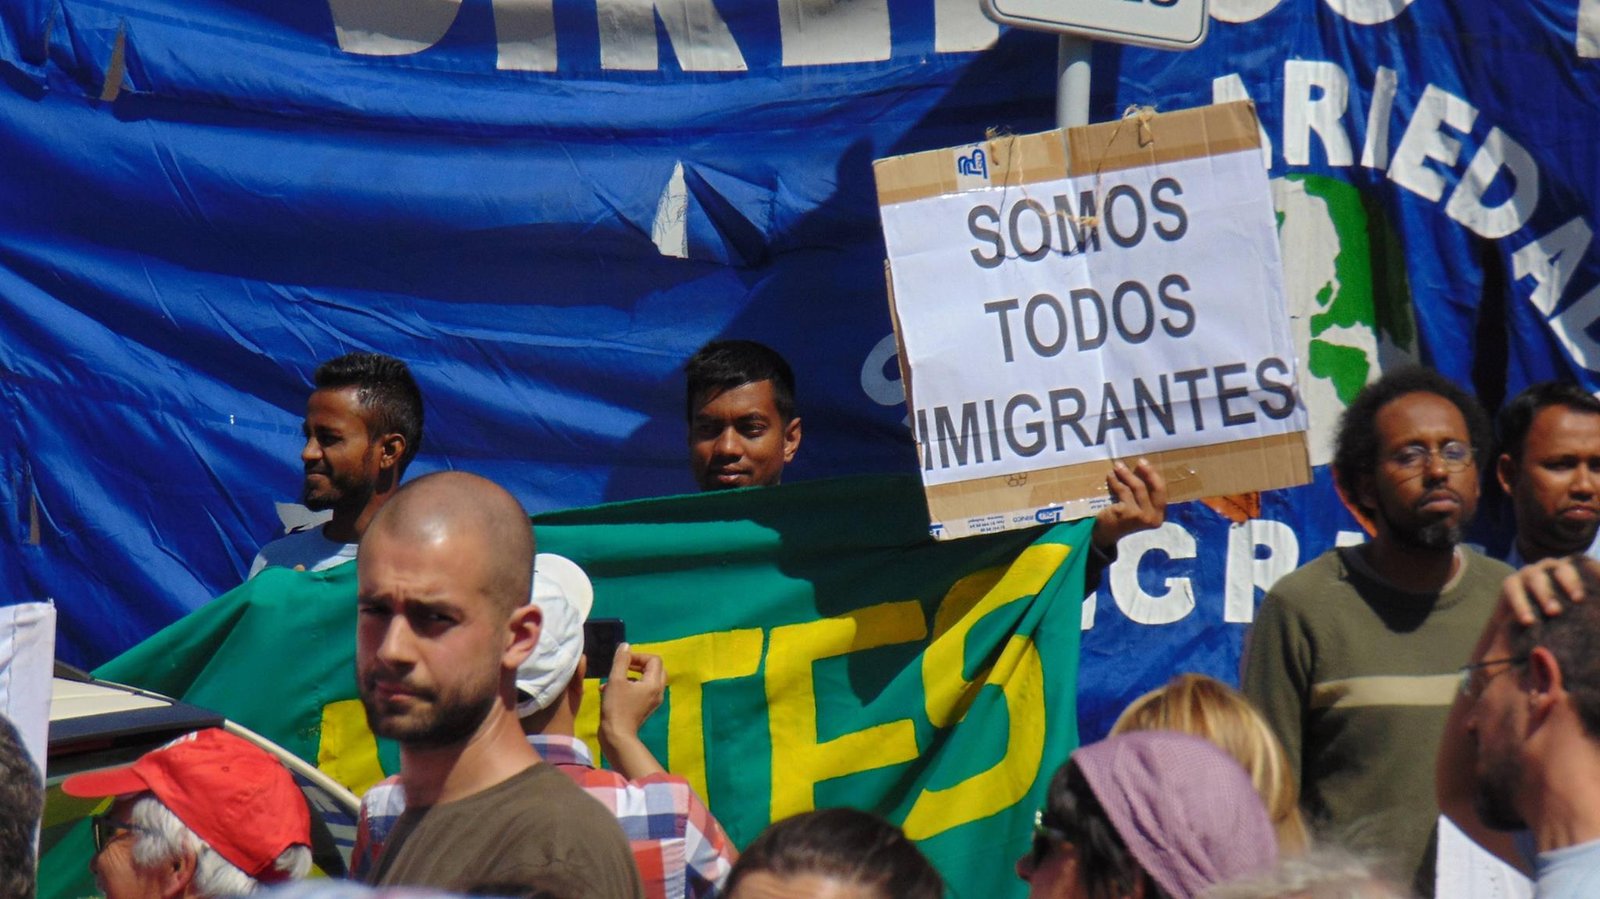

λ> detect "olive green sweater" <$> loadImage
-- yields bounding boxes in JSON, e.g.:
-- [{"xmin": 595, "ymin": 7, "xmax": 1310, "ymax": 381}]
[{"xmin": 1242, "ymin": 546, "xmax": 1510, "ymax": 895}]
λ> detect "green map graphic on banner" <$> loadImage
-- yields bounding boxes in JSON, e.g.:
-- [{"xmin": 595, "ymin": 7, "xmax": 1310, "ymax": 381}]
[
  {"xmin": 1274, "ymin": 173, "xmax": 1417, "ymax": 468},
  {"xmin": 88, "ymin": 475, "xmax": 1091, "ymax": 896}
]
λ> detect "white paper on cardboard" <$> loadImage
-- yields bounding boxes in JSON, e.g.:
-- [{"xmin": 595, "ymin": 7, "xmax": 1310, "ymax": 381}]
[{"xmin": 880, "ymin": 146, "xmax": 1307, "ymax": 489}]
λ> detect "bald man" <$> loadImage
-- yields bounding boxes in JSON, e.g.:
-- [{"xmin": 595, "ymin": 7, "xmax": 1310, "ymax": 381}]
[{"xmin": 356, "ymin": 472, "xmax": 644, "ymax": 898}]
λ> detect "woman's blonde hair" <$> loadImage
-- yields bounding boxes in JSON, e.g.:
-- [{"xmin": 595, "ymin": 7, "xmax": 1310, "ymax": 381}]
[{"xmin": 1110, "ymin": 674, "xmax": 1309, "ymax": 854}]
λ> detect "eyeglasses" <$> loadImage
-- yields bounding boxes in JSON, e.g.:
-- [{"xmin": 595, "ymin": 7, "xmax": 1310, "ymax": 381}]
[
  {"xmin": 1387, "ymin": 442, "xmax": 1475, "ymax": 474},
  {"xmin": 91, "ymin": 814, "xmax": 156, "ymax": 854},
  {"xmin": 1027, "ymin": 809, "xmax": 1072, "ymax": 871},
  {"xmin": 1458, "ymin": 655, "xmax": 1530, "ymax": 698}
]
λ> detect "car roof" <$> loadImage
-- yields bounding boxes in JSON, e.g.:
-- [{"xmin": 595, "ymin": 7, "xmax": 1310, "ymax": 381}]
[{"xmin": 48, "ymin": 667, "xmax": 224, "ymax": 768}]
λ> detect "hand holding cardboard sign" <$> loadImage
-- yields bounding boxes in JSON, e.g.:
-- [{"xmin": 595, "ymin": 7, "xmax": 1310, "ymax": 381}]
[{"xmin": 1091, "ymin": 458, "xmax": 1166, "ymax": 551}]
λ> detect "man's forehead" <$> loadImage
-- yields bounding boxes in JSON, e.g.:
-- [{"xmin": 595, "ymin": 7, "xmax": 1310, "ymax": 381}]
[
  {"xmin": 1376, "ymin": 391, "xmax": 1468, "ymax": 439},
  {"xmin": 362, "ymin": 524, "xmax": 498, "ymax": 588},
  {"xmin": 1526, "ymin": 404, "xmax": 1600, "ymax": 444},
  {"xmin": 693, "ymin": 380, "xmax": 781, "ymax": 417},
  {"xmin": 307, "ymin": 385, "xmax": 371, "ymax": 419},
  {"xmin": 1485, "ymin": 622, "xmax": 1520, "ymax": 657}
]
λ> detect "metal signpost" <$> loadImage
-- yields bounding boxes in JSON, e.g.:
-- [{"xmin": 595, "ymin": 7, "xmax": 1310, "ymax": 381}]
[{"xmin": 980, "ymin": 0, "xmax": 1210, "ymax": 128}]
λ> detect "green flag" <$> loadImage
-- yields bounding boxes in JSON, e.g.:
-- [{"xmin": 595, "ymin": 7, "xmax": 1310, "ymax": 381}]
[{"xmin": 93, "ymin": 474, "xmax": 1088, "ymax": 895}]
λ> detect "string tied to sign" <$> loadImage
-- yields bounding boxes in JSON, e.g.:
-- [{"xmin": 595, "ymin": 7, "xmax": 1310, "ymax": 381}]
[
  {"xmin": 1072, "ymin": 105, "xmax": 1161, "ymax": 232},
  {"xmin": 1121, "ymin": 104, "xmax": 1159, "ymax": 147}
]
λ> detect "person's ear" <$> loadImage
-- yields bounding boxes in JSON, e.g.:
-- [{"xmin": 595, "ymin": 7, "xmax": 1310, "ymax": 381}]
[
  {"xmin": 161, "ymin": 847, "xmax": 196, "ymax": 899},
  {"xmin": 1527, "ymin": 646, "xmax": 1564, "ymax": 726},
  {"xmin": 1353, "ymin": 471, "xmax": 1378, "ymax": 517},
  {"xmin": 1497, "ymin": 453, "xmax": 1518, "ymax": 497},
  {"xmin": 378, "ymin": 432, "xmax": 406, "ymax": 471},
  {"xmin": 782, "ymin": 416, "xmax": 802, "ymax": 464},
  {"xmin": 504, "ymin": 604, "xmax": 542, "ymax": 670}
]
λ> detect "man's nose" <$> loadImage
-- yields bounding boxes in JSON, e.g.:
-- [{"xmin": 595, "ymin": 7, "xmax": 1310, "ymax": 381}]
[
  {"xmin": 1574, "ymin": 464, "xmax": 1598, "ymax": 494},
  {"xmin": 1423, "ymin": 449, "xmax": 1450, "ymax": 480},
  {"xmin": 713, "ymin": 427, "xmax": 741, "ymax": 457},
  {"xmin": 376, "ymin": 617, "xmax": 416, "ymax": 666},
  {"xmin": 301, "ymin": 436, "xmax": 320, "ymax": 464}
]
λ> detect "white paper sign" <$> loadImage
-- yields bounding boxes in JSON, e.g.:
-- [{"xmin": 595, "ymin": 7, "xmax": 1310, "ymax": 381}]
[{"xmin": 881, "ymin": 146, "xmax": 1307, "ymax": 488}]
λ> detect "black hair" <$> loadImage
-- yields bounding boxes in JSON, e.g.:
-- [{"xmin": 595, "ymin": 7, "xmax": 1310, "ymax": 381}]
[
  {"xmin": 0, "ymin": 713, "xmax": 41, "ymax": 899},
  {"xmin": 1509, "ymin": 560, "xmax": 1600, "ymax": 739},
  {"xmin": 685, "ymin": 340, "xmax": 796, "ymax": 423},
  {"xmin": 1041, "ymin": 761, "xmax": 1169, "ymax": 899},
  {"xmin": 724, "ymin": 808, "xmax": 942, "ymax": 899},
  {"xmin": 1331, "ymin": 366, "xmax": 1491, "ymax": 514},
  {"xmin": 1495, "ymin": 380, "xmax": 1600, "ymax": 462},
  {"xmin": 313, "ymin": 353, "xmax": 425, "ymax": 469}
]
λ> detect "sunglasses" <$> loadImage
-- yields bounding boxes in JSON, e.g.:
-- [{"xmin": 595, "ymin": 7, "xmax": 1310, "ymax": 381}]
[
  {"xmin": 1028, "ymin": 809, "xmax": 1073, "ymax": 870},
  {"xmin": 91, "ymin": 814, "xmax": 156, "ymax": 854}
]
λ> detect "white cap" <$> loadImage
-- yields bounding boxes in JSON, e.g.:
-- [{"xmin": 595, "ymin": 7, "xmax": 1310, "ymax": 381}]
[{"xmin": 515, "ymin": 553, "xmax": 594, "ymax": 717}]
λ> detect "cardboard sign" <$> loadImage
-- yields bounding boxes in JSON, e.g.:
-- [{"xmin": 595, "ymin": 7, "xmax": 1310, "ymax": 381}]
[{"xmin": 874, "ymin": 102, "xmax": 1310, "ymax": 539}]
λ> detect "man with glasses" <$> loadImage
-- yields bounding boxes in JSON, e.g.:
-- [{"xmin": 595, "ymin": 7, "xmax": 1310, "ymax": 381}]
[
  {"xmin": 1243, "ymin": 366, "xmax": 1512, "ymax": 896},
  {"xmin": 62, "ymin": 728, "xmax": 312, "ymax": 898},
  {"xmin": 1494, "ymin": 382, "xmax": 1600, "ymax": 567},
  {"xmin": 1437, "ymin": 556, "xmax": 1600, "ymax": 897}
]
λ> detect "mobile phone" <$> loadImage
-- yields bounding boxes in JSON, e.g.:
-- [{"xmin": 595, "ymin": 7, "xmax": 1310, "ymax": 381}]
[{"xmin": 583, "ymin": 618, "xmax": 626, "ymax": 677}]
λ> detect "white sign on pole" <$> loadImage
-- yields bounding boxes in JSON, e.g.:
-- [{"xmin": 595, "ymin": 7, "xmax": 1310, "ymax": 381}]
[
  {"xmin": 983, "ymin": 0, "xmax": 1209, "ymax": 50},
  {"xmin": 874, "ymin": 102, "xmax": 1309, "ymax": 539}
]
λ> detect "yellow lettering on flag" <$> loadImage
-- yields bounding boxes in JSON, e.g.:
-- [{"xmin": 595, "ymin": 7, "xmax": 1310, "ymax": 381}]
[
  {"xmin": 766, "ymin": 601, "xmax": 926, "ymax": 821},
  {"xmin": 638, "ymin": 629, "xmax": 764, "ymax": 803},
  {"xmin": 575, "ymin": 681, "xmax": 603, "ymax": 762},
  {"xmin": 902, "ymin": 543, "xmax": 1066, "ymax": 839},
  {"xmin": 317, "ymin": 699, "xmax": 388, "ymax": 795}
]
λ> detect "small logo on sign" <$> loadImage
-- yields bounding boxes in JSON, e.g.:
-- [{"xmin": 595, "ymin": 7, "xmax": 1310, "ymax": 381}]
[
  {"xmin": 1035, "ymin": 506, "xmax": 1064, "ymax": 524},
  {"xmin": 956, "ymin": 148, "xmax": 988, "ymax": 179},
  {"xmin": 1006, "ymin": 472, "xmax": 1029, "ymax": 487},
  {"xmin": 928, "ymin": 522, "xmax": 946, "ymax": 538}
]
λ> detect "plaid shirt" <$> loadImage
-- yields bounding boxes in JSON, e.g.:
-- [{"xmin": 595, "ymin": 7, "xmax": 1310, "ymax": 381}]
[{"xmin": 351, "ymin": 735, "xmax": 736, "ymax": 899}]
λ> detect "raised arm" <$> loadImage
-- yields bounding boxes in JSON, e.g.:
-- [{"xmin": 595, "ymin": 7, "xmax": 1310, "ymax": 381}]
[
  {"xmin": 1435, "ymin": 556, "xmax": 1596, "ymax": 873},
  {"xmin": 598, "ymin": 645, "xmax": 669, "ymax": 779},
  {"xmin": 1086, "ymin": 459, "xmax": 1168, "ymax": 591}
]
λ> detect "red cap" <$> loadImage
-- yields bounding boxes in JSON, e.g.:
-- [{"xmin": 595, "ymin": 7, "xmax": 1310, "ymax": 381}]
[{"xmin": 63, "ymin": 728, "xmax": 311, "ymax": 883}]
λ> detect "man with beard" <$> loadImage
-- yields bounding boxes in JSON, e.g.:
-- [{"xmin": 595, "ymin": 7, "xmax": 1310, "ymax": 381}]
[
  {"xmin": 250, "ymin": 353, "xmax": 422, "ymax": 578},
  {"xmin": 356, "ymin": 471, "xmax": 643, "ymax": 896},
  {"xmin": 1243, "ymin": 366, "xmax": 1511, "ymax": 896},
  {"xmin": 1437, "ymin": 556, "xmax": 1600, "ymax": 897},
  {"xmin": 1495, "ymin": 382, "xmax": 1600, "ymax": 566}
]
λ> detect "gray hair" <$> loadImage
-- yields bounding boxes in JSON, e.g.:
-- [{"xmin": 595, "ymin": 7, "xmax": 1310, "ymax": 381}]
[
  {"xmin": 1203, "ymin": 846, "xmax": 1413, "ymax": 899},
  {"xmin": 127, "ymin": 796, "xmax": 311, "ymax": 896}
]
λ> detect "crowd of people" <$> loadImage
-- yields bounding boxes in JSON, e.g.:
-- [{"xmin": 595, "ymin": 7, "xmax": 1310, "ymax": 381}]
[{"xmin": 6, "ymin": 344, "xmax": 1600, "ymax": 899}]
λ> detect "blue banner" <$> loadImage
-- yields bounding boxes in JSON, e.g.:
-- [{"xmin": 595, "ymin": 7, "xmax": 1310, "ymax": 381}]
[{"xmin": 2, "ymin": 0, "xmax": 1595, "ymax": 739}]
